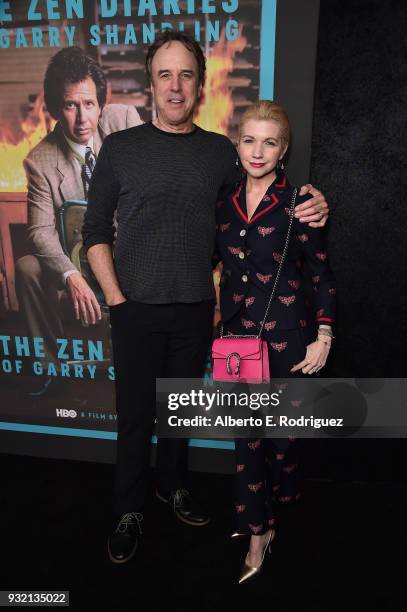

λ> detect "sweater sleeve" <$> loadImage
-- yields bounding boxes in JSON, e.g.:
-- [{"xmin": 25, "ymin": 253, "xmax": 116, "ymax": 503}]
[
  {"xmin": 82, "ymin": 137, "xmax": 120, "ymax": 253},
  {"xmin": 295, "ymin": 194, "xmax": 336, "ymax": 326}
]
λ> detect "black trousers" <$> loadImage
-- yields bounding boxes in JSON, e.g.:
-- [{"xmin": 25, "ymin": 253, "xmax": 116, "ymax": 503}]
[{"xmin": 109, "ymin": 299, "xmax": 214, "ymax": 515}]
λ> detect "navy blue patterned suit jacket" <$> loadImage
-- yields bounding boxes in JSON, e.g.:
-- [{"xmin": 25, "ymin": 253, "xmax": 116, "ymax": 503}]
[{"xmin": 214, "ymin": 174, "xmax": 336, "ymax": 333}]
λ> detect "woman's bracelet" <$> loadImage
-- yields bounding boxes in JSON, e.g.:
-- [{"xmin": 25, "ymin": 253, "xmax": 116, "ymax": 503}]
[{"xmin": 318, "ymin": 328, "xmax": 335, "ymax": 339}]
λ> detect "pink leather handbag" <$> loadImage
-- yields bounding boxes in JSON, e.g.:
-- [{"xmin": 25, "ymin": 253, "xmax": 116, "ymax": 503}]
[
  {"xmin": 212, "ymin": 188, "xmax": 297, "ymax": 384},
  {"xmin": 212, "ymin": 336, "xmax": 270, "ymax": 383}
]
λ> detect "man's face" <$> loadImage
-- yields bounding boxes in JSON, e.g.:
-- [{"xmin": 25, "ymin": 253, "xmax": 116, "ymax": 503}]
[
  {"xmin": 150, "ymin": 41, "xmax": 202, "ymax": 129},
  {"xmin": 58, "ymin": 76, "xmax": 101, "ymax": 144}
]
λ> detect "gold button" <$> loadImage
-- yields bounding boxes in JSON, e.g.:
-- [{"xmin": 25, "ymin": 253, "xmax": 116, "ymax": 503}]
[
  {"xmin": 240, "ymin": 229, "xmax": 246, "ymax": 237},
  {"xmin": 239, "ymin": 252, "xmax": 245, "ymax": 259},
  {"xmin": 242, "ymin": 274, "xmax": 248, "ymax": 282}
]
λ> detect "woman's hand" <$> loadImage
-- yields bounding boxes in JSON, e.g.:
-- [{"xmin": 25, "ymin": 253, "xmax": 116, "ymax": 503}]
[{"xmin": 290, "ymin": 340, "xmax": 330, "ymax": 374}]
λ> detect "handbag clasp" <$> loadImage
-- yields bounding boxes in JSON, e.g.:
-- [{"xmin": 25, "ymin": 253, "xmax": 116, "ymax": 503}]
[{"xmin": 226, "ymin": 352, "xmax": 241, "ymax": 375}]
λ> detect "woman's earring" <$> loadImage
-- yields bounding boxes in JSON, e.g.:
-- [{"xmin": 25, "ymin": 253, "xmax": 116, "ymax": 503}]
[
  {"xmin": 276, "ymin": 159, "xmax": 285, "ymax": 172},
  {"xmin": 235, "ymin": 156, "xmax": 240, "ymax": 166}
]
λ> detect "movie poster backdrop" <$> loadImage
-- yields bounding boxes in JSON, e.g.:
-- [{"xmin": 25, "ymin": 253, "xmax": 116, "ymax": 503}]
[{"xmin": 0, "ymin": 0, "xmax": 320, "ymax": 465}]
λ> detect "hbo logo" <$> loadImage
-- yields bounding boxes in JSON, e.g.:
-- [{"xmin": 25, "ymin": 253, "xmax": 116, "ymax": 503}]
[{"xmin": 56, "ymin": 409, "xmax": 77, "ymax": 418}]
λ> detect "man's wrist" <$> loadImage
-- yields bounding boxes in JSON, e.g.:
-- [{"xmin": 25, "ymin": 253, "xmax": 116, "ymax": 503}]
[
  {"xmin": 63, "ymin": 269, "xmax": 79, "ymax": 284},
  {"xmin": 106, "ymin": 294, "xmax": 126, "ymax": 306}
]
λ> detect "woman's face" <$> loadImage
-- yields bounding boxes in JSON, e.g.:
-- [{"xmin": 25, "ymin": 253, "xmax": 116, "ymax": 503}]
[{"xmin": 238, "ymin": 118, "xmax": 287, "ymax": 180}]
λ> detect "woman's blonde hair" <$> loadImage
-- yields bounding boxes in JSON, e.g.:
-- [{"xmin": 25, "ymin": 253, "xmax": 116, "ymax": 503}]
[{"xmin": 239, "ymin": 100, "xmax": 290, "ymax": 147}]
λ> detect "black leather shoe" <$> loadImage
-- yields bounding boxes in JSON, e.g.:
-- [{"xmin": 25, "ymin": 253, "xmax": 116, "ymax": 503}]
[
  {"xmin": 156, "ymin": 488, "xmax": 210, "ymax": 526},
  {"xmin": 107, "ymin": 512, "xmax": 143, "ymax": 564}
]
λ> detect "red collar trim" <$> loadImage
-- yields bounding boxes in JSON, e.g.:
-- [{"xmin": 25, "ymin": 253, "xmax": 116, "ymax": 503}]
[
  {"xmin": 231, "ymin": 185, "xmax": 248, "ymax": 223},
  {"xmin": 231, "ymin": 186, "xmax": 279, "ymax": 224},
  {"xmin": 274, "ymin": 175, "xmax": 287, "ymax": 188},
  {"xmin": 250, "ymin": 194, "xmax": 279, "ymax": 222}
]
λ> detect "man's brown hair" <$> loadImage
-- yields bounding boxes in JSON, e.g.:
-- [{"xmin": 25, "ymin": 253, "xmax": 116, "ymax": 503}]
[{"xmin": 145, "ymin": 31, "xmax": 206, "ymax": 87}]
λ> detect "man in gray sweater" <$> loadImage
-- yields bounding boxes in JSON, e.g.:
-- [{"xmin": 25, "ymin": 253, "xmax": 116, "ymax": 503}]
[{"xmin": 83, "ymin": 31, "xmax": 329, "ymax": 564}]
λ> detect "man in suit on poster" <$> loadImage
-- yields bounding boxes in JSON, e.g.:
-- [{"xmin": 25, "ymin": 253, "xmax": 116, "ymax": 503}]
[{"xmin": 15, "ymin": 47, "xmax": 143, "ymax": 394}]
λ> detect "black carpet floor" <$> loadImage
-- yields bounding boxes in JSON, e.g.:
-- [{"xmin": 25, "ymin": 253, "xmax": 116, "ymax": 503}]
[{"xmin": 0, "ymin": 453, "xmax": 403, "ymax": 611}]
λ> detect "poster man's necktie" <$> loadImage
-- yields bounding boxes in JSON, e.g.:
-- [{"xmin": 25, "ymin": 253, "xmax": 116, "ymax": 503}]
[{"xmin": 82, "ymin": 146, "xmax": 96, "ymax": 198}]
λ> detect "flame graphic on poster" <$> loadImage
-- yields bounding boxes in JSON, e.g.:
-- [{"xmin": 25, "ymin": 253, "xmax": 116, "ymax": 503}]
[
  {"xmin": 0, "ymin": 94, "xmax": 54, "ymax": 192},
  {"xmin": 195, "ymin": 27, "xmax": 247, "ymax": 135}
]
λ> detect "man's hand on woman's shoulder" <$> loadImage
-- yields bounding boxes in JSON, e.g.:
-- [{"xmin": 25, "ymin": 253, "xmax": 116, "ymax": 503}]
[{"xmin": 295, "ymin": 184, "xmax": 329, "ymax": 228}]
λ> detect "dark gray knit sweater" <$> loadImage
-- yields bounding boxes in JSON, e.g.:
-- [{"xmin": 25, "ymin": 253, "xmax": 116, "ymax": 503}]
[{"xmin": 83, "ymin": 121, "xmax": 239, "ymax": 303}]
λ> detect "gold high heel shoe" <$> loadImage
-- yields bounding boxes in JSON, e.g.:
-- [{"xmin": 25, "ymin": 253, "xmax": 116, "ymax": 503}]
[{"xmin": 238, "ymin": 529, "xmax": 275, "ymax": 585}]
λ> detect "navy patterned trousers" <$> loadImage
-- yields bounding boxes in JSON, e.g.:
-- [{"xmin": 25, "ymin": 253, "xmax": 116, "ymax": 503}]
[{"xmin": 226, "ymin": 314, "xmax": 314, "ymax": 536}]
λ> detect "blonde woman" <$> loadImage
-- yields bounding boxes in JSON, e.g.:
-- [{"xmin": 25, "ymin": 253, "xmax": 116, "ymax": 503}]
[{"xmin": 215, "ymin": 101, "xmax": 336, "ymax": 583}]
